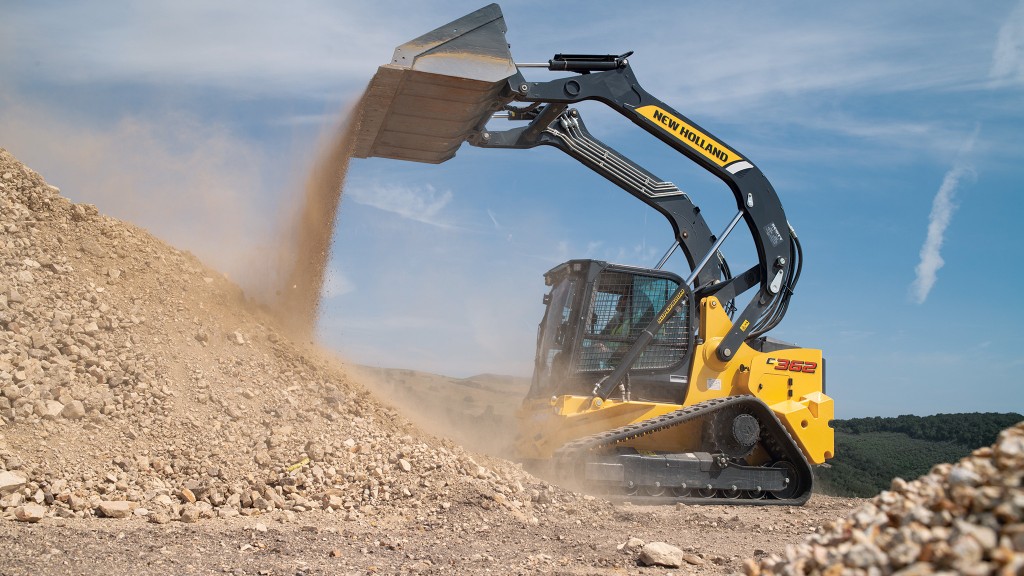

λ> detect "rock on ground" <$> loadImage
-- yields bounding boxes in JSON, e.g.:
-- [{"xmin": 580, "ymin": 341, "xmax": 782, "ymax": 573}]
[
  {"xmin": 0, "ymin": 471, "xmax": 27, "ymax": 495},
  {"xmin": 639, "ymin": 542, "xmax": 684, "ymax": 568},
  {"xmin": 97, "ymin": 501, "xmax": 136, "ymax": 519},
  {"xmin": 14, "ymin": 503, "xmax": 46, "ymax": 522}
]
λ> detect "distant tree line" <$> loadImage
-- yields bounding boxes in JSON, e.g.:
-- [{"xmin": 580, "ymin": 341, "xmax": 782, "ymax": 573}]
[
  {"xmin": 813, "ymin": 412, "xmax": 1023, "ymax": 498},
  {"xmin": 833, "ymin": 412, "xmax": 1023, "ymax": 447}
]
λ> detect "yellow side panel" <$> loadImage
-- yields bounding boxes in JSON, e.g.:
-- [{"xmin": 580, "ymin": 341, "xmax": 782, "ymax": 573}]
[
  {"xmin": 687, "ymin": 297, "xmax": 835, "ymax": 465},
  {"xmin": 744, "ymin": 348, "xmax": 824, "ymax": 406},
  {"xmin": 770, "ymin": 393, "xmax": 835, "ymax": 464}
]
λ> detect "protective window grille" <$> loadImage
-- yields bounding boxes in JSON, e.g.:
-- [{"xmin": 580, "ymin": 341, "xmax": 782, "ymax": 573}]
[{"xmin": 577, "ymin": 270, "xmax": 689, "ymax": 372}]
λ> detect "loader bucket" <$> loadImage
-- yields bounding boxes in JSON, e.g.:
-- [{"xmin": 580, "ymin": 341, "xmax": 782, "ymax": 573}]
[{"xmin": 352, "ymin": 3, "xmax": 517, "ymax": 164}]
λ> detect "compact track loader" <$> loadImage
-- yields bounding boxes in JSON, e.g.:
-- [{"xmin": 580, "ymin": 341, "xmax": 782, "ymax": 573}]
[{"xmin": 352, "ymin": 4, "xmax": 834, "ymax": 505}]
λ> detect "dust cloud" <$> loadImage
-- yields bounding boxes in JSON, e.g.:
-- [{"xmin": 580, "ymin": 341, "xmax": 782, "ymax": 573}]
[
  {"xmin": 0, "ymin": 97, "xmax": 278, "ymax": 297},
  {"xmin": 0, "ymin": 89, "xmax": 368, "ymax": 338},
  {"xmin": 346, "ymin": 364, "xmax": 523, "ymax": 461},
  {"xmin": 272, "ymin": 94, "xmax": 364, "ymax": 337}
]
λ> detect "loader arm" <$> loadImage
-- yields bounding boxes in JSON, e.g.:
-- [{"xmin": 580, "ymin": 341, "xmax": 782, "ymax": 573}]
[
  {"xmin": 469, "ymin": 105, "xmax": 728, "ymax": 292},
  {"xmin": 351, "ymin": 2, "xmax": 801, "ymax": 371},
  {"xmin": 496, "ymin": 57, "xmax": 797, "ymax": 364}
]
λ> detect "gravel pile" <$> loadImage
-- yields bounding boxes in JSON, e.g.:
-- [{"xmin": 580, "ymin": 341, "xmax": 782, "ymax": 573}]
[
  {"xmin": 748, "ymin": 422, "xmax": 1024, "ymax": 575},
  {"xmin": 0, "ymin": 148, "xmax": 585, "ymax": 526}
]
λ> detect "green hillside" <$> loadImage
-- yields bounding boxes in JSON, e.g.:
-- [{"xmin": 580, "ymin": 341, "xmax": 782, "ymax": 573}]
[{"xmin": 815, "ymin": 412, "xmax": 1023, "ymax": 497}]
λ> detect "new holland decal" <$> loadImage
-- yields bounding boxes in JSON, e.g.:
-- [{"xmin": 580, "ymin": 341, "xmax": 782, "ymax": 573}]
[
  {"xmin": 657, "ymin": 289, "xmax": 687, "ymax": 325},
  {"xmin": 636, "ymin": 105, "xmax": 743, "ymax": 169}
]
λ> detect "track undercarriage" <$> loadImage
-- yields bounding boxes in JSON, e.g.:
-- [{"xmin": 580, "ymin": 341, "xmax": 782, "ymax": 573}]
[{"xmin": 552, "ymin": 397, "xmax": 814, "ymax": 505}]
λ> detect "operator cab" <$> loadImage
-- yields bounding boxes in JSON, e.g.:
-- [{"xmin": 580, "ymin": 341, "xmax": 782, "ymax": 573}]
[{"xmin": 530, "ymin": 259, "xmax": 693, "ymax": 404}]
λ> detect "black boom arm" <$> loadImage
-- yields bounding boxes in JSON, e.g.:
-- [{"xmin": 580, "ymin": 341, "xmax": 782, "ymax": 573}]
[
  {"xmin": 469, "ymin": 106, "xmax": 727, "ymax": 291},
  {"xmin": 485, "ymin": 55, "xmax": 798, "ymax": 364}
]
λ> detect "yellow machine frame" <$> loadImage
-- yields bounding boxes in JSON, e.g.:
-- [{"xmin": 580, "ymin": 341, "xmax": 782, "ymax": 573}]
[{"xmin": 517, "ymin": 296, "xmax": 834, "ymax": 466}]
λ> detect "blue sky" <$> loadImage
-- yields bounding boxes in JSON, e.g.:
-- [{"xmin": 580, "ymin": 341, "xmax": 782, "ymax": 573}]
[{"xmin": 2, "ymin": 1, "xmax": 1022, "ymax": 418}]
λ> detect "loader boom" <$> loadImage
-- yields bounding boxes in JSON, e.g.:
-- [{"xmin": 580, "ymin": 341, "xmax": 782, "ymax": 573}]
[
  {"xmin": 353, "ymin": 4, "xmax": 800, "ymax": 367},
  {"xmin": 490, "ymin": 56, "xmax": 799, "ymax": 365}
]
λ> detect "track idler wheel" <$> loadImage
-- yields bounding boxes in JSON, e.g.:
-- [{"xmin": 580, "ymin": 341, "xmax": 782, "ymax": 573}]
[
  {"xmin": 769, "ymin": 461, "xmax": 801, "ymax": 500},
  {"xmin": 704, "ymin": 410, "xmax": 761, "ymax": 459}
]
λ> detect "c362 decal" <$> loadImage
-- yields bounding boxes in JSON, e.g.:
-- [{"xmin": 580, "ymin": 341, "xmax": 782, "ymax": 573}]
[{"xmin": 767, "ymin": 357, "xmax": 817, "ymax": 374}]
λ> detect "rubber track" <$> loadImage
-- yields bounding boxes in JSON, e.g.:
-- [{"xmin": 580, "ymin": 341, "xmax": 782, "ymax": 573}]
[{"xmin": 552, "ymin": 395, "xmax": 813, "ymax": 506}]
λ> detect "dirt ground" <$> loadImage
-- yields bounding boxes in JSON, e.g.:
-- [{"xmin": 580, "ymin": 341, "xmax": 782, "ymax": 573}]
[{"xmin": 0, "ymin": 495, "xmax": 856, "ymax": 576}]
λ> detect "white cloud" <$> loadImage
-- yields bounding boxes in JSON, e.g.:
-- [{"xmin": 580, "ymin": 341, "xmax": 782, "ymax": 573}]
[
  {"xmin": 0, "ymin": 0, "xmax": 423, "ymax": 97},
  {"xmin": 486, "ymin": 209, "xmax": 501, "ymax": 230},
  {"xmin": 270, "ymin": 113, "xmax": 345, "ymax": 127},
  {"xmin": 347, "ymin": 182, "xmax": 454, "ymax": 227},
  {"xmin": 611, "ymin": 5, "xmax": 997, "ymax": 120},
  {"xmin": 3, "ymin": 2, "xmax": 997, "ymax": 111},
  {"xmin": 910, "ymin": 126, "xmax": 980, "ymax": 304},
  {"xmin": 990, "ymin": 0, "xmax": 1024, "ymax": 85},
  {"xmin": 763, "ymin": 113, "xmax": 980, "ymax": 166}
]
